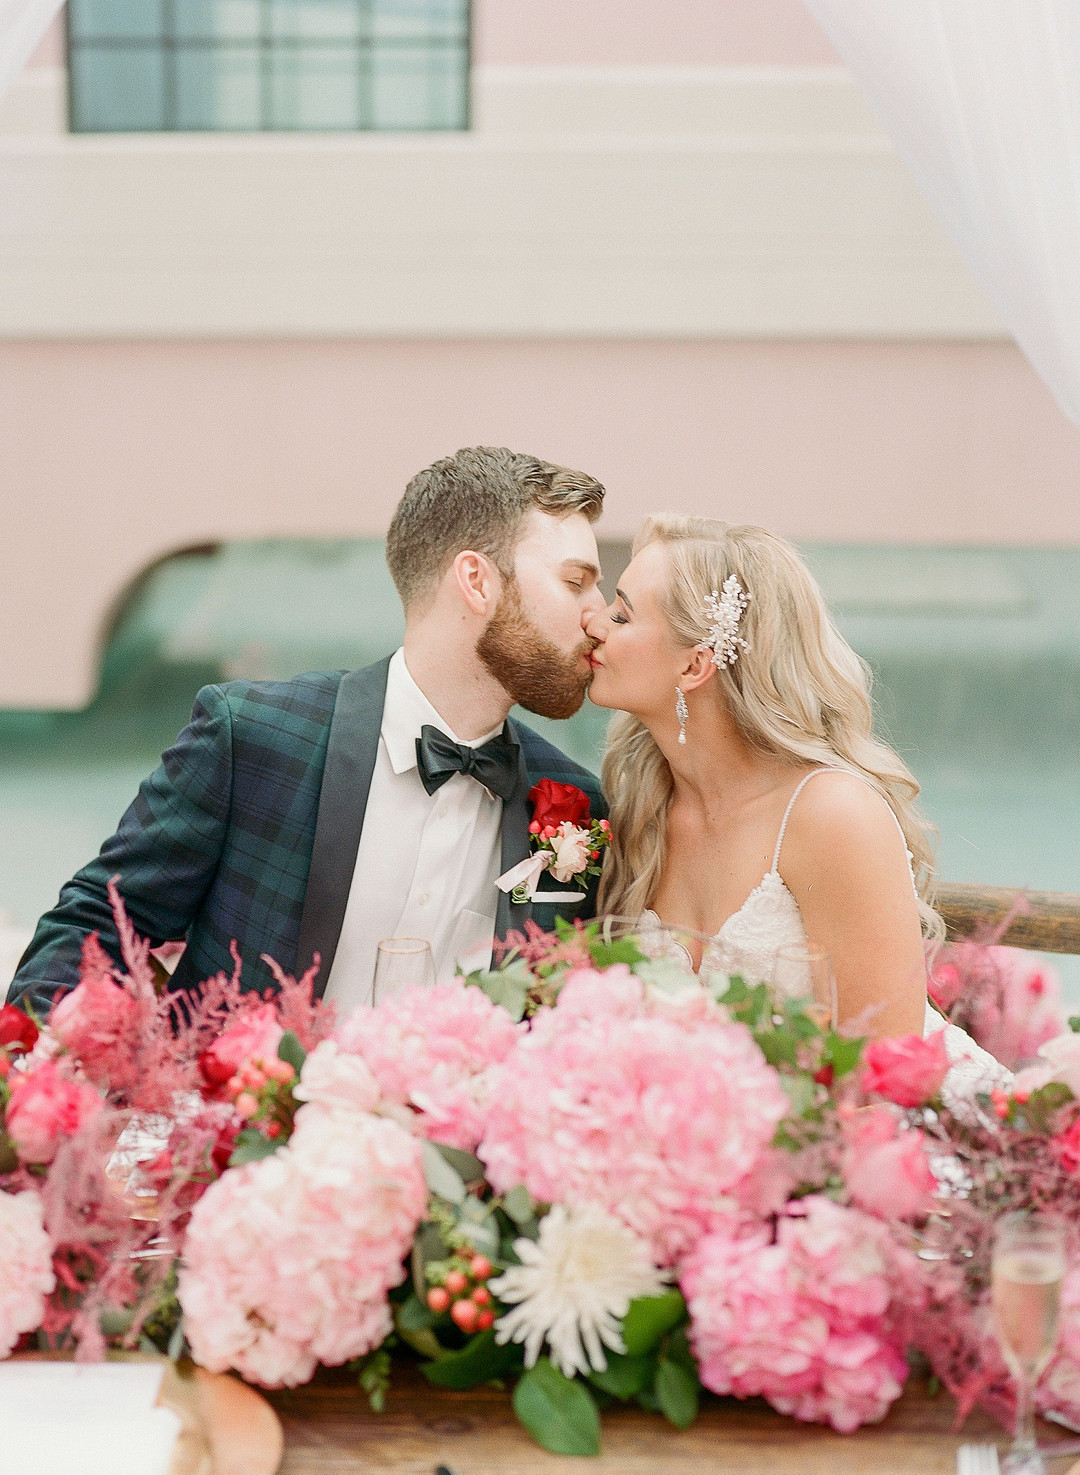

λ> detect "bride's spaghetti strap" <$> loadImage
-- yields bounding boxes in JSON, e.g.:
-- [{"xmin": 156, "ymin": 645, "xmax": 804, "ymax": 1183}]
[{"xmin": 771, "ymin": 767, "xmax": 918, "ymax": 896}]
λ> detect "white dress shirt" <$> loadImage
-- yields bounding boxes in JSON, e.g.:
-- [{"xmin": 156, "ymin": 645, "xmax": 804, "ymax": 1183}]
[{"xmin": 322, "ymin": 648, "xmax": 505, "ymax": 1013}]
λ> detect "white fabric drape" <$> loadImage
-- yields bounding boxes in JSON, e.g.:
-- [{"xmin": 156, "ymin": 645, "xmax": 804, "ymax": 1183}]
[
  {"xmin": 0, "ymin": 0, "xmax": 64, "ymax": 103},
  {"xmin": 801, "ymin": 0, "xmax": 1080, "ymax": 428}
]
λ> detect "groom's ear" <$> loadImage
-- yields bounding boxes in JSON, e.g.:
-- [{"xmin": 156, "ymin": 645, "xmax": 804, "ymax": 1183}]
[
  {"xmin": 678, "ymin": 645, "xmax": 718, "ymax": 693},
  {"xmin": 450, "ymin": 549, "xmax": 502, "ymax": 618}
]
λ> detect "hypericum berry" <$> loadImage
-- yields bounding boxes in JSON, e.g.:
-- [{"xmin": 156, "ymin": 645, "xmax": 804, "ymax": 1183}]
[
  {"xmin": 471, "ymin": 1286, "xmax": 491, "ymax": 1307},
  {"xmin": 0, "ymin": 1055, "xmax": 9, "ymax": 1078},
  {"xmin": 528, "ymin": 820, "xmax": 541, "ymax": 835},
  {"xmin": 444, "ymin": 1269, "xmax": 468, "ymax": 1296},
  {"xmin": 264, "ymin": 1057, "xmax": 295, "ymax": 1083},
  {"xmin": 469, "ymin": 1254, "xmax": 492, "ymax": 1280},
  {"xmin": 451, "ymin": 1299, "xmax": 479, "ymax": 1332},
  {"xmin": 427, "ymin": 1287, "xmax": 451, "ymax": 1314},
  {"xmin": 266, "ymin": 1121, "xmax": 282, "ymax": 1139},
  {"xmin": 226, "ymin": 1075, "xmax": 243, "ymax": 1097},
  {"xmin": 813, "ymin": 1064, "xmax": 834, "ymax": 1087},
  {"xmin": 476, "ymin": 1310, "xmax": 495, "ymax": 1331},
  {"xmin": 234, "ymin": 1092, "xmax": 258, "ymax": 1119},
  {"xmin": 599, "ymin": 819, "xmax": 610, "ymax": 831}
]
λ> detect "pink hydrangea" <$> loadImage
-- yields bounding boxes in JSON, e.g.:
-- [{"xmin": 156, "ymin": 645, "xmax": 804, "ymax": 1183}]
[
  {"xmin": 682, "ymin": 1197, "xmax": 912, "ymax": 1432},
  {"xmin": 292, "ymin": 1039, "xmax": 381, "ymax": 1118},
  {"xmin": 336, "ymin": 980, "xmax": 522, "ymax": 1150},
  {"xmin": 0, "ymin": 1191, "xmax": 55, "ymax": 1356},
  {"xmin": 478, "ymin": 967, "xmax": 789, "ymax": 1265},
  {"xmin": 178, "ymin": 1099, "xmax": 426, "ymax": 1387},
  {"xmin": 5, "ymin": 1061, "xmax": 103, "ymax": 1165}
]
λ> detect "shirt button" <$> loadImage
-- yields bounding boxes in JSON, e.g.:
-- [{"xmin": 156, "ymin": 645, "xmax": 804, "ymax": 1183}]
[{"xmin": 418, "ymin": 893, "xmax": 430, "ymax": 906}]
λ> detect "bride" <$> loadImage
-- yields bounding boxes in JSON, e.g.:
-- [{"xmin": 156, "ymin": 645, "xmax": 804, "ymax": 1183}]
[{"xmin": 586, "ymin": 514, "xmax": 1004, "ymax": 1073}]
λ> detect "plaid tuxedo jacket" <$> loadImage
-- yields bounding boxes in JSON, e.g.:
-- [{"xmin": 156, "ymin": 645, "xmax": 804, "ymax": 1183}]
[{"xmin": 8, "ymin": 658, "xmax": 606, "ymax": 1016}]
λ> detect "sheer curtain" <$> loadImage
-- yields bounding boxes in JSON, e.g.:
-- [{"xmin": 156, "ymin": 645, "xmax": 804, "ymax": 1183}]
[
  {"xmin": 0, "ymin": 0, "xmax": 64, "ymax": 102},
  {"xmin": 802, "ymin": 0, "xmax": 1080, "ymax": 428}
]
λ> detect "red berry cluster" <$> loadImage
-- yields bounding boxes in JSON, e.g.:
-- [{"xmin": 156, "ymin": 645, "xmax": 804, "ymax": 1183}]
[
  {"xmin": 426, "ymin": 1253, "xmax": 495, "ymax": 1334},
  {"xmin": 225, "ymin": 1055, "xmax": 296, "ymax": 1139}
]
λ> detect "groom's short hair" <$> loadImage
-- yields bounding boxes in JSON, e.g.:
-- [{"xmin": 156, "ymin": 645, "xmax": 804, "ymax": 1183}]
[{"xmin": 386, "ymin": 446, "xmax": 605, "ymax": 611}]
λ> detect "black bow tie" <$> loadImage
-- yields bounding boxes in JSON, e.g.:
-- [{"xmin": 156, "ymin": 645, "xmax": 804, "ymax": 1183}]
[{"xmin": 415, "ymin": 724, "xmax": 520, "ymax": 802}]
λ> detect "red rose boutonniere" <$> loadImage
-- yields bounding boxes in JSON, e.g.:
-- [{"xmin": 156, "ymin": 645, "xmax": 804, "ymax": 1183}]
[{"xmin": 527, "ymin": 780, "xmax": 611, "ymax": 891}]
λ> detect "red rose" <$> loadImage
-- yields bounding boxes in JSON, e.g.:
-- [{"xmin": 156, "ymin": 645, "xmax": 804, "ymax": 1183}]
[
  {"xmin": 861, "ymin": 1030, "xmax": 949, "ymax": 1108},
  {"xmin": 529, "ymin": 779, "xmax": 591, "ymax": 831},
  {"xmin": 0, "ymin": 1004, "xmax": 38, "ymax": 1054}
]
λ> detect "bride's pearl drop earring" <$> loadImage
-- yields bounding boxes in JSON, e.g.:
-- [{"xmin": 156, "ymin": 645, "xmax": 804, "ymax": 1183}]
[{"xmin": 675, "ymin": 686, "xmax": 688, "ymax": 745}]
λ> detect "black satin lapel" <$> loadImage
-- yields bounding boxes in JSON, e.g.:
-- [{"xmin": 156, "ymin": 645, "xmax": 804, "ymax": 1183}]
[
  {"xmin": 495, "ymin": 740, "xmax": 533, "ymax": 943},
  {"xmin": 297, "ymin": 658, "xmax": 390, "ymax": 996}
]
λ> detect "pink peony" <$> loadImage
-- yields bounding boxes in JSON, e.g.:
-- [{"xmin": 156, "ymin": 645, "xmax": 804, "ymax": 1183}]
[
  {"xmin": 0, "ymin": 1191, "xmax": 55, "ymax": 1356},
  {"xmin": 682, "ymin": 1197, "xmax": 912, "ymax": 1432},
  {"xmin": 178, "ymin": 1097, "xmax": 426, "ymax": 1387},
  {"xmin": 5, "ymin": 1061, "xmax": 103, "ymax": 1165},
  {"xmin": 198, "ymin": 1003, "xmax": 284, "ymax": 1090},
  {"xmin": 478, "ymin": 967, "xmax": 789, "ymax": 1265},
  {"xmin": 842, "ymin": 1107, "xmax": 938, "ymax": 1220},
  {"xmin": 861, "ymin": 1031, "xmax": 949, "ymax": 1108},
  {"xmin": 336, "ymin": 980, "xmax": 522, "ymax": 1150}
]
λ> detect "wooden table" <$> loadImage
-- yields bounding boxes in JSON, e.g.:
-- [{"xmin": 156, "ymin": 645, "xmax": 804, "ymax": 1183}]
[{"xmin": 267, "ymin": 1364, "xmax": 1065, "ymax": 1474}]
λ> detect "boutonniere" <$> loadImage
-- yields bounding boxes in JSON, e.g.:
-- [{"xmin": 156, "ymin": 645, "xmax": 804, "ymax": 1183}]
[{"xmin": 496, "ymin": 779, "xmax": 611, "ymax": 904}]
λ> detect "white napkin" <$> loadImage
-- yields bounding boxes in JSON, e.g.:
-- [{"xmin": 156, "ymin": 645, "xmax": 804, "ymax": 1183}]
[{"xmin": 0, "ymin": 1362, "xmax": 181, "ymax": 1475}]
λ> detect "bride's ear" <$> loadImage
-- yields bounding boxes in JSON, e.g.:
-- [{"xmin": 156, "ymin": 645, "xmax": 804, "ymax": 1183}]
[{"xmin": 678, "ymin": 645, "xmax": 716, "ymax": 693}]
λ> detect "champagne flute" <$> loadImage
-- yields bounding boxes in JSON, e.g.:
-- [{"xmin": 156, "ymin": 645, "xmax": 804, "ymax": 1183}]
[
  {"xmin": 372, "ymin": 937, "xmax": 435, "ymax": 1005},
  {"xmin": 772, "ymin": 944, "xmax": 836, "ymax": 1029},
  {"xmin": 991, "ymin": 1212, "xmax": 1067, "ymax": 1474}
]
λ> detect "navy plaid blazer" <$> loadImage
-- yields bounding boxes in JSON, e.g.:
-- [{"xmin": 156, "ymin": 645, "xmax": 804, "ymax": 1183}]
[{"xmin": 9, "ymin": 658, "xmax": 606, "ymax": 1016}]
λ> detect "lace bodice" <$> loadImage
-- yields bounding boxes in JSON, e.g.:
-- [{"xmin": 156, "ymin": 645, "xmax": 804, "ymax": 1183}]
[{"xmin": 639, "ymin": 768, "xmax": 1010, "ymax": 1100}]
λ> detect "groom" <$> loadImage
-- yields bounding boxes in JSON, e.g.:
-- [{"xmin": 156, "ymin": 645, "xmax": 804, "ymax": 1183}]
[{"xmin": 8, "ymin": 447, "xmax": 608, "ymax": 1017}]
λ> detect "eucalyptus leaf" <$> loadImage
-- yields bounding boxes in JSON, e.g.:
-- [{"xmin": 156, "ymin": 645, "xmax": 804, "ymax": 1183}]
[
  {"xmin": 435, "ymin": 1144, "xmax": 485, "ymax": 1183},
  {"xmin": 422, "ymin": 1139, "xmax": 466, "ymax": 1203},
  {"xmin": 655, "ymin": 1357, "xmax": 699, "ymax": 1429},
  {"xmin": 277, "ymin": 1030, "xmax": 306, "ymax": 1073},
  {"xmin": 422, "ymin": 1329, "xmax": 524, "ymax": 1390},
  {"xmin": 512, "ymin": 1358, "xmax": 602, "ymax": 1456},
  {"xmin": 228, "ymin": 1128, "xmax": 281, "ymax": 1167},
  {"xmin": 501, "ymin": 1185, "xmax": 536, "ymax": 1226},
  {"xmin": 621, "ymin": 1290, "xmax": 687, "ymax": 1357}
]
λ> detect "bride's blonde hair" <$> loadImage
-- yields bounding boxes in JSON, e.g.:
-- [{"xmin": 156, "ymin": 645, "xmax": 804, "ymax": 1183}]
[{"xmin": 598, "ymin": 515, "xmax": 943, "ymax": 942}]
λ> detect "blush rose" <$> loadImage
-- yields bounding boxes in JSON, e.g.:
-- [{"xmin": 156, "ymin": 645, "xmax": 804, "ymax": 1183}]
[{"xmin": 861, "ymin": 1031, "xmax": 949, "ymax": 1109}]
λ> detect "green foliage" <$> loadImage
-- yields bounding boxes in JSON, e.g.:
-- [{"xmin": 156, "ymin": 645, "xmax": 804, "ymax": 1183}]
[
  {"xmin": 227, "ymin": 1127, "xmax": 282, "ymax": 1167},
  {"xmin": 718, "ymin": 974, "xmax": 772, "ymax": 1030},
  {"xmin": 422, "ymin": 1329, "xmax": 525, "ymax": 1390},
  {"xmin": 353, "ymin": 1348, "xmax": 393, "ymax": 1413},
  {"xmin": 276, "ymin": 1029, "xmax": 306, "ymax": 1073},
  {"xmin": 620, "ymin": 1290, "xmax": 688, "ymax": 1357},
  {"xmin": 512, "ymin": 1358, "xmax": 602, "ymax": 1456},
  {"xmin": 465, "ymin": 961, "xmax": 531, "ymax": 1022},
  {"xmin": 1020, "ymin": 1080, "xmax": 1075, "ymax": 1132},
  {"xmin": 821, "ymin": 1031, "xmax": 864, "ymax": 1078},
  {"xmin": 587, "ymin": 1351, "xmax": 654, "ymax": 1399},
  {"xmin": 654, "ymin": 1357, "xmax": 699, "ymax": 1429},
  {"xmin": 1070, "ymin": 1015, "xmax": 1080, "ymax": 1034}
]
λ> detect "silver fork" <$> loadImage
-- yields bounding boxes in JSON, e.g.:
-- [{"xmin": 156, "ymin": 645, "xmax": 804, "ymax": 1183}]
[{"xmin": 958, "ymin": 1445, "xmax": 1001, "ymax": 1475}]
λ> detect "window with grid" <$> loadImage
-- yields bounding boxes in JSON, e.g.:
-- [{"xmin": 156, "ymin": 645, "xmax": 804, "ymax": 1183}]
[{"xmin": 67, "ymin": 0, "xmax": 470, "ymax": 132}]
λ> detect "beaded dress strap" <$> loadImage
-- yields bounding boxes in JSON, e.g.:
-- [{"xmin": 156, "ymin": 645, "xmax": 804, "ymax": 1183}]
[{"xmin": 770, "ymin": 766, "xmax": 918, "ymax": 897}]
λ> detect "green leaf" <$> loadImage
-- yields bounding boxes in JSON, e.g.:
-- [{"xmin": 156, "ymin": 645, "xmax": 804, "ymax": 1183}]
[
  {"xmin": 469, "ymin": 963, "xmax": 531, "ymax": 1022},
  {"xmin": 99, "ymin": 1305, "xmax": 135, "ymax": 1338},
  {"xmin": 1023, "ymin": 1080, "xmax": 1075, "ymax": 1131},
  {"xmin": 588, "ymin": 938, "xmax": 645, "ymax": 969},
  {"xmin": 587, "ymin": 1352, "xmax": 654, "ymax": 1399},
  {"xmin": 397, "ymin": 1293, "xmax": 437, "ymax": 1333},
  {"xmin": 0, "ymin": 1129, "xmax": 19, "ymax": 1175},
  {"xmin": 654, "ymin": 1358, "xmax": 699, "ymax": 1429},
  {"xmin": 512, "ymin": 1358, "xmax": 602, "ymax": 1456},
  {"xmin": 227, "ymin": 1128, "xmax": 281, "ymax": 1167},
  {"xmin": 822, "ymin": 1031, "xmax": 864, "ymax": 1078},
  {"xmin": 435, "ymin": 1144, "xmax": 485, "ymax": 1183},
  {"xmin": 756, "ymin": 1026, "xmax": 798, "ymax": 1068},
  {"xmin": 277, "ymin": 1030, "xmax": 306, "ymax": 1073},
  {"xmin": 422, "ymin": 1140, "xmax": 466, "ymax": 1203},
  {"xmin": 718, "ymin": 976, "xmax": 770, "ymax": 1029},
  {"xmin": 501, "ymin": 1185, "xmax": 536, "ymax": 1226},
  {"xmin": 1070, "ymin": 1015, "xmax": 1080, "ymax": 1034},
  {"xmin": 621, "ymin": 1290, "xmax": 687, "ymax": 1357},
  {"xmin": 781, "ymin": 1072, "xmax": 816, "ymax": 1117},
  {"xmin": 422, "ymin": 1329, "xmax": 524, "ymax": 1390}
]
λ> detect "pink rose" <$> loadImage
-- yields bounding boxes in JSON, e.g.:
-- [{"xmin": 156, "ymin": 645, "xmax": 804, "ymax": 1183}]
[
  {"xmin": 843, "ymin": 1107, "xmax": 937, "ymax": 1220},
  {"xmin": 6, "ymin": 1060, "xmax": 103, "ymax": 1164},
  {"xmin": 199, "ymin": 1004, "xmax": 283, "ymax": 1090},
  {"xmin": 861, "ymin": 1031, "xmax": 949, "ymax": 1108}
]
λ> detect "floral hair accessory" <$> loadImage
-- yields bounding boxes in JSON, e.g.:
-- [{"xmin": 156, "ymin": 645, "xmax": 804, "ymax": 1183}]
[{"xmin": 702, "ymin": 574, "xmax": 750, "ymax": 668}]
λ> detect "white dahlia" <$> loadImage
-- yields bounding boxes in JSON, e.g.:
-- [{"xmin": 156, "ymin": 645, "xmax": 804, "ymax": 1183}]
[{"xmin": 490, "ymin": 1203, "xmax": 666, "ymax": 1378}]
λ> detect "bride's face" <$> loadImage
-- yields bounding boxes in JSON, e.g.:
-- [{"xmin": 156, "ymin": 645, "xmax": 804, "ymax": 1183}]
[{"xmin": 585, "ymin": 542, "xmax": 690, "ymax": 715}]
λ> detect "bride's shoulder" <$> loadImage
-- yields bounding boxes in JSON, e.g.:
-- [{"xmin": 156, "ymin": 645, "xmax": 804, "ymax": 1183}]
[{"xmin": 781, "ymin": 769, "xmax": 908, "ymax": 876}]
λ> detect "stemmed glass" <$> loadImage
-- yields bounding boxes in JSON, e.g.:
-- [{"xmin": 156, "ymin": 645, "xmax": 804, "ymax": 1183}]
[
  {"xmin": 773, "ymin": 944, "xmax": 837, "ymax": 1029},
  {"xmin": 991, "ymin": 1212, "xmax": 1067, "ymax": 1474},
  {"xmin": 372, "ymin": 937, "xmax": 435, "ymax": 1004}
]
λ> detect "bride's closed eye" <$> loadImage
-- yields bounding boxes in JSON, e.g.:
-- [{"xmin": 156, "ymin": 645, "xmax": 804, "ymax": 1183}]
[{"xmin": 610, "ymin": 611, "xmax": 628, "ymax": 625}]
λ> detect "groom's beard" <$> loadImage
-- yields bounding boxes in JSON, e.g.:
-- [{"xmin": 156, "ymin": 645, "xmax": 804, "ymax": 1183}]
[{"xmin": 477, "ymin": 582, "xmax": 594, "ymax": 720}]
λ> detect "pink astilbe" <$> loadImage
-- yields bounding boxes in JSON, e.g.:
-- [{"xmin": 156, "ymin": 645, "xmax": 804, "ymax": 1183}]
[
  {"xmin": 336, "ymin": 980, "xmax": 522, "ymax": 1150},
  {"xmin": 478, "ymin": 966, "xmax": 789, "ymax": 1265},
  {"xmin": 178, "ymin": 1096, "xmax": 426, "ymax": 1387},
  {"xmin": 0, "ymin": 1190, "xmax": 55, "ymax": 1357},
  {"xmin": 497, "ymin": 918, "xmax": 593, "ymax": 974},
  {"xmin": 682, "ymin": 1197, "xmax": 920, "ymax": 1433},
  {"xmin": 930, "ymin": 935, "xmax": 1067, "ymax": 1070}
]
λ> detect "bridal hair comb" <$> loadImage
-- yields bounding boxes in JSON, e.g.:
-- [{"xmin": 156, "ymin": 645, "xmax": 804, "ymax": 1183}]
[{"xmin": 702, "ymin": 575, "xmax": 750, "ymax": 667}]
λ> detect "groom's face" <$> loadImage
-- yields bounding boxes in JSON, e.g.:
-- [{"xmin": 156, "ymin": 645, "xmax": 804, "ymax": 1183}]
[{"xmin": 476, "ymin": 510, "xmax": 604, "ymax": 720}]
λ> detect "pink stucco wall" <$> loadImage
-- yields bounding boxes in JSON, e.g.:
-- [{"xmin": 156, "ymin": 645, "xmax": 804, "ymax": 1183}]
[
  {"xmin": 2, "ymin": 334, "xmax": 1079, "ymax": 704},
  {"xmin": 474, "ymin": 0, "xmax": 838, "ymax": 66}
]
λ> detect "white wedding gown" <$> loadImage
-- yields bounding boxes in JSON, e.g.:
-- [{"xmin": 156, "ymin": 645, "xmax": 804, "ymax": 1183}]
[{"xmin": 639, "ymin": 768, "xmax": 1010, "ymax": 1107}]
